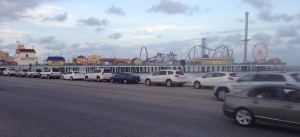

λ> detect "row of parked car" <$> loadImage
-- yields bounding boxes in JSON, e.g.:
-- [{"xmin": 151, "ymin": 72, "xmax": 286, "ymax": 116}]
[{"xmin": 1, "ymin": 67, "xmax": 300, "ymax": 128}]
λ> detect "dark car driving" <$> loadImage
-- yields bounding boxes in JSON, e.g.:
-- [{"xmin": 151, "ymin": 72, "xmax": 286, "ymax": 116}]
[
  {"xmin": 110, "ymin": 72, "xmax": 140, "ymax": 84},
  {"xmin": 223, "ymin": 84, "xmax": 300, "ymax": 128}
]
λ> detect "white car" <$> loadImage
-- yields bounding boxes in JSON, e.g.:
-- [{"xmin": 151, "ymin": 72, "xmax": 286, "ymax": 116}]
[
  {"xmin": 84, "ymin": 69, "xmax": 113, "ymax": 82},
  {"xmin": 192, "ymin": 72, "xmax": 238, "ymax": 89},
  {"xmin": 15, "ymin": 69, "xmax": 29, "ymax": 77},
  {"xmin": 3, "ymin": 67, "xmax": 16, "ymax": 76},
  {"xmin": 214, "ymin": 72, "xmax": 300, "ymax": 101},
  {"xmin": 145, "ymin": 70, "xmax": 187, "ymax": 87},
  {"xmin": 61, "ymin": 71, "xmax": 85, "ymax": 80}
]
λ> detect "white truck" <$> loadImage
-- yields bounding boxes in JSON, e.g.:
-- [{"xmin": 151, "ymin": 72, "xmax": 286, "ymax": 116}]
[
  {"xmin": 84, "ymin": 69, "xmax": 113, "ymax": 82},
  {"xmin": 40, "ymin": 68, "xmax": 62, "ymax": 79},
  {"xmin": 26, "ymin": 69, "xmax": 43, "ymax": 78}
]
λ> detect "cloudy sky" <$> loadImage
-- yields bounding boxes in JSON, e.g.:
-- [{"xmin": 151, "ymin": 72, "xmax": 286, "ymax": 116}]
[{"xmin": 0, "ymin": 0, "xmax": 299, "ymax": 65}]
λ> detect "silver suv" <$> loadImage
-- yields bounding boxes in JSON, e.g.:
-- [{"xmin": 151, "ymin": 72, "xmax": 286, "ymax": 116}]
[
  {"xmin": 145, "ymin": 70, "xmax": 187, "ymax": 87},
  {"xmin": 214, "ymin": 72, "xmax": 300, "ymax": 101}
]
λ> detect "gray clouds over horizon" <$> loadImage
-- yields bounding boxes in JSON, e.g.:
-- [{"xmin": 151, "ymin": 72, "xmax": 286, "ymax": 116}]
[
  {"xmin": 109, "ymin": 33, "xmax": 122, "ymax": 39},
  {"xmin": 106, "ymin": 6, "xmax": 125, "ymax": 16},
  {"xmin": 78, "ymin": 17, "xmax": 109, "ymax": 26},
  {"xmin": 0, "ymin": 0, "xmax": 43, "ymax": 21},
  {"xmin": 43, "ymin": 12, "xmax": 68, "ymax": 22},
  {"xmin": 148, "ymin": 0, "xmax": 204, "ymax": 15}
]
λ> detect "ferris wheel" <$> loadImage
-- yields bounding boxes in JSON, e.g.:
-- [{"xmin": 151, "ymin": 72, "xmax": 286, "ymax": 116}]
[{"xmin": 252, "ymin": 42, "xmax": 268, "ymax": 62}]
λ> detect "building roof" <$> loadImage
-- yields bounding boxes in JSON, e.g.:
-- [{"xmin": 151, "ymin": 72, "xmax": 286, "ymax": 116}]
[
  {"xmin": 19, "ymin": 49, "xmax": 36, "ymax": 53},
  {"xmin": 46, "ymin": 56, "xmax": 65, "ymax": 61}
]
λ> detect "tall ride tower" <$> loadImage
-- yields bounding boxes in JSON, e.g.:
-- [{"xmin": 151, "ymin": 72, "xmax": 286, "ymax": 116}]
[{"xmin": 242, "ymin": 12, "xmax": 251, "ymax": 63}]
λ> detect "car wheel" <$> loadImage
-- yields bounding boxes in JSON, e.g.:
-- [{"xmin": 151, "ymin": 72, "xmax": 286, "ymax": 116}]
[
  {"xmin": 123, "ymin": 79, "xmax": 127, "ymax": 84},
  {"xmin": 216, "ymin": 88, "xmax": 229, "ymax": 101},
  {"xmin": 47, "ymin": 75, "xmax": 50, "ymax": 79},
  {"xmin": 61, "ymin": 76, "xmax": 65, "ymax": 80},
  {"xmin": 85, "ymin": 76, "xmax": 89, "ymax": 82},
  {"xmin": 235, "ymin": 108, "xmax": 254, "ymax": 127},
  {"xmin": 97, "ymin": 77, "xmax": 101, "ymax": 82},
  {"xmin": 111, "ymin": 79, "xmax": 114, "ymax": 83},
  {"xmin": 193, "ymin": 81, "xmax": 201, "ymax": 89},
  {"xmin": 145, "ymin": 79, "xmax": 151, "ymax": 86},
  {"xmin": 70, "ymin": 76, "xmax": 74, "ymax": 81},
  {"xmin": 166, "ymin": 80, "xmax": 172, "ymax": 87}
]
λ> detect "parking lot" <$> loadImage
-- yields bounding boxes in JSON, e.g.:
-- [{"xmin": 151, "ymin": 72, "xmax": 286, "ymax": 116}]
[{"xmin": 0, "ymin": 76, "xmax": 299, "ymax": 137}]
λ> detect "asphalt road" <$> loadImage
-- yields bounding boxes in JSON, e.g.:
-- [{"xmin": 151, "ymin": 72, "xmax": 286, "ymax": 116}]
[{"xmin": 0, "ymin": 76, "xmax": 299, "ymax": 137}]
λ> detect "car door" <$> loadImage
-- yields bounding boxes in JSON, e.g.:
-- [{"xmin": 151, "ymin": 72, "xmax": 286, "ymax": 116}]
[
  {"xmin": 118, "ymin": 73, "xmax": 125, "ymax": 82},
  {"xmin": 201, "ymin": 73, "xmax": 213, "ymax": 86},
  {"xmin": 231, "ymin": 74, "xmax": 256, "ymax": 92},
  {"xmin": 282, "ymin": 88, "xmax": 300, "ymax": 127},
  {"xmin": 247, "ymin": 86, "xmax": 284, "ymax": 124},
  {"xmin": 158, "ymin": 71, "xmax": 167, "ymax": 84},
  {"xmin": 151, "ymin": 71, "xmax": 160, "ymax": 84},
  {"xmin": 211, "ymin": 73, "xmax": 226, "ymax": 86}
]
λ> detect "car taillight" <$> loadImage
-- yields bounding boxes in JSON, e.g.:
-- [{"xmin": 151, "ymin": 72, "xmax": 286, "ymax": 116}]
[
  {"xmin": 228, "ymin": 77, "xmax": 234, "ymax": 80},
  {"xmin": 175, "ymin": 75, "xmax": 180, "ymax": 78}
]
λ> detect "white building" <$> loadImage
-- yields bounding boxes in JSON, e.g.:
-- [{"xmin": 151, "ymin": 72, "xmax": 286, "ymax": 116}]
[{"xmin": 15, "ymin": 44, "xmax": 37, "ymax": 66}]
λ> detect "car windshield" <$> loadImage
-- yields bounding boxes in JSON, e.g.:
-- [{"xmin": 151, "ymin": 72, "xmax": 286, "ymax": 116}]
[
  {"xmin": 36, "ymin": 69, "xmax": 42, "ymax": 72},
  {"xmin": 52, "ymin": 68, "xmax": 60, "ymax": 72},
  {"xmin": 290, "ymin": 73, "xmax": 300, "ymax": 82},
  {"xmin": 22, "ymin": 69, "xmax": 28, "ymax": 72},
  {"xmin": 74, "ymin": 72, "xmax": 81, "ymax": 74},
  {"xmin": 176, "ymin": 71, "xmax": 184, "ymax": 75}
]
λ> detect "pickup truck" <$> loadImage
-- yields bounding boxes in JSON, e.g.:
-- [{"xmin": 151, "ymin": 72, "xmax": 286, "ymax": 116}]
[
  {"xmin": 84, "ymin": 69, "xmax": 113, "ymax": 82},
  {"xmin": 40, "ymin": 68, "xmax": 62, "ymax": 79},
  {"xmin": 26, "ymin": 69, "xmax": 43, "ymax": 78}
]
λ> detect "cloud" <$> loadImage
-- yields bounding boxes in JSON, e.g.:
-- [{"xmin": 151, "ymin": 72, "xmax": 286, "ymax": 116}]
[
  {"xmin": 100, "ymin": 44, "xmax": 120, "ymax": 51},
  {"xmin": 287, "ymin": 36, "xmax": 300, "ymax": 44},
  {"xmin": 222, "ymin": 33, "xmax": 242, "ymax": 43},
  {"xmin": 109, "ymin": 33, "xmax": 122, "ymax": 39},
  {"xmin": 37, "ymin": 36, "xmax": 66, "ymax": 50},
  {"xmin": 148, "ymin": 0, "xmax": 201, "ymax": 15},
  {"xmin": 276, "ymin": 26, "xmax": 298, "ymax": 38},
  {"xmin": 39, "ymin": 36, "xmax": 57, "ymax": 44},
  {"xmin": 43, "ymin": 12, "xmax": 68, "ymax": 22},
  {"xmin": 78, "ymin": 17, "xmax": 109, "ymax": 26},
  {"xmin": 241, "ymin": 0, "xmax": 272, "ymax": 9},
  {"xmin": 0, "ymin": 0, "xmax": 43, "ymax": 21},
  {"xmin": 106, "ymin": 6, "xmax": 125, "ymax": 16},
  {"xmin": 258, "ymin": 10, "xmax": 295, "ymax": 22},
  {"xmin": 252, "ymin": 32, "xmax": 273, "ymax": 43},
  {"xmin": 95, "ymin": 28, "xmax": 104, "ymax": 33}
]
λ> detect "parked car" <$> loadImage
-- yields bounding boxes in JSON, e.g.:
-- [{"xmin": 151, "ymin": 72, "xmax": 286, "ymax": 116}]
[
  {"xmin": 214, "ymin": 72, "xmax": 300, "ymax": 101},
  {"xmin": 145, "ymin": 70, "xmax": 187, "ymax": 87},
  {"xmin": 15, "ymin": 69, "xmax": 29, "ymax": 77},
  {"xmin": 3, "ymin": 67, "xmax": 16, "ymax": 76},
  {"xmin": 26, "ymin": 69, "xmax": 43, "ymax": 78},
  {"xmin": 223, "ymin": 84, "xmax": 300, "ymax": 128},
  {"xmin": 110, "ymin": 72, "xmax": 140, "ymax": 84},
  {"xmin": 40, "ymin": 68, "xmax": 62, "ymax": 79},
  {"xmin": 84, "ymin": 69, "xmax": 113, "ymax": 82},
  {"xmin": 192, "ymin": 72, "xmax": 238, "ymax": 89},
  {"xmin": 61, "ymin": 71, "xmax": 85, "ymax": 80}
]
